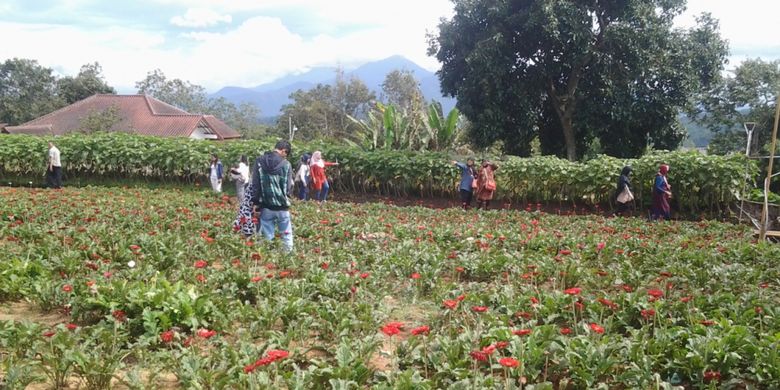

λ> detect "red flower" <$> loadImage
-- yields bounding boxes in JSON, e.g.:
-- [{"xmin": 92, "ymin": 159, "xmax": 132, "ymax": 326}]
[
  {"xmin": 700, "ymin": 320, "xmax": 715, "ymax": 326},
  {"xmin": 411, "ymin": 326, "xmax": 430, "ymax": 336},
  {"xmin": 194, "ymin": 260, "xmax": 208, "ymax": 268},
  {"xmin": 66, "ymin": 323, "xmax": 78, "ymax": 331},
  {"xmin": 494, "ymin": 341, "xmax": 509, "ymax": 349},
  {"xmin": 456, "ymin": 294, "xmax": 466, "ymax": 301},
  {"xmin": 560, "ymin": 249, "xmax": 572, "ymax": 255},
  {"xmin": 564, "ymin": 287, "xmax": 581, "ymax": 295},
  {"xmin": 381, "ymin": 324, "xmax": 401, "ymax": 337},
  {"xmin": 513, "ymin": 329, "xmax": 532, "ymax": 336},
  {"xmin": 196, "ymin": 273, "xmax": 207, "ymax": 283},
  {"xmin": 197, "ymin": 328, "xmax": 217, "ymax": 339},
  {"xmin": 443, "ymin": 299, "xmax": 458, "ymax": 309},
  {"xmin": 112, "ymin": 310, "xmax": 126, "ymax": 322},
  {"xmin": 703, "ymin": 371, "xmax": 721, "ymax": 382},
  {"xmin": 471, "ymin": 306, "xmax": 488, "ymax": 313},
  {"xmin": 560, "ymin": 327, "xmax": 572, "ymax": 335},
  {"xmin": 410, "ymin": 273, "xmax": 421, "ymax": 279},
  {"xmin": 680, "ymin": 296, "xmax": 693, "ymax": 303},
  {"xmin": 481, "ymin": 344, "xmax": 497, "ymax": 355},
  {"xmin": 62, "ymin": 284, "xmax": 73, "ymax": 293},
  {"xmin": 103, "ymin": 271, "xmax": 112, "ymax": 279},
  {"xmin": 499, "ymin": 357, "xmax": 520, "ymax": 368},
  {"xmin": 360, "ymin": 272, "xmax": 370, "ymax": 279},
  {"xmin": 455, "ymin": 266, "xmax": 465, "ymax": 273},
  {"xmin": 530, "ymin": 296, "xmax": 540, "ymax": 305},
  {"xmin": 596, "ymin": 242, "xmax": 606, "ymax": 251},
  {"xmin": 266, "ymin": 349, "xmax": 289, "ymax": 360},
  {"xmin": 129, "ymin": 245, "xmax": 140, "ymax": 251},
  {"xmin": 251, "ymin": 276, "xmax": 263, "ymax": 282},
  {"xmin": 160, "ymin": 330, "xmax": 174, "ymax": 343},
  {"xmin": 647, "ymin": 289, "xmax": 664, "ymax": 298},
  {"xmin": 469, "ymin": 351, "xmax": 488, "ymax": 362},
  {"xmin": 621, "ymin": 284, "xmax": 634, "ymax": 293},
  {"xmin": 43, "ymin": 330, "xmax": 56, "ymax": 338},
  {"xmin": 640, "ymin": 309, "xmax": 656, "ymax": 320},
  {"xmin": 244, "ymin": 362, "xmax": 257, "ymax": 373},
  {"xmin": 574, "ymin": 301, "xmax": 585, "ymax": 311},
  {"xmin": 598, "ymin": 298, "xmax": 617, "ymax": 309},
  {"xmin": 321, "ymin": 262, "xmax": 329, "ymax": 270},
  {"xmin": 589, "ymin": 323, "xmax": 605, "ymax": 334}
]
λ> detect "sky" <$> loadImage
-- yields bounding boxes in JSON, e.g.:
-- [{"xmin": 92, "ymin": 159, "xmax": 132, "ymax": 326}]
[{"xmin": 0, "ymin": 0, "xmax": 778, "ymax": 93}]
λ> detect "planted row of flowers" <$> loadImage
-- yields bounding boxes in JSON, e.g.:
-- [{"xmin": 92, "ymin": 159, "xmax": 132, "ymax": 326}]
[
  {"xmin": 0, "ymin": 133, "xmax": 755, "ymax": 213},
  {"xmin": 1, "ymin": 186, "xmax": 779, "ymax": 388}
]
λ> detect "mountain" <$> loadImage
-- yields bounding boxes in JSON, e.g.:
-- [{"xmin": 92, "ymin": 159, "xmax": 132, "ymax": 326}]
[{"xmin": 210, "ymin": 55, "xmax": 456, "ymax": 120}]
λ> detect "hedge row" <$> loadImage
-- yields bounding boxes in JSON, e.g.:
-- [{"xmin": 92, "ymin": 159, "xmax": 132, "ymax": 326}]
[{"xmin": 0, "ymin": 133, "xmax": 756, "ymax": 212}]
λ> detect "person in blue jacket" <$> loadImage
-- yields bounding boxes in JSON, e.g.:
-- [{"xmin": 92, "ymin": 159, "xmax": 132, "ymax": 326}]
[{"xmin": 451, "ymin": 157, "xmax": 477, "ymax": 209}]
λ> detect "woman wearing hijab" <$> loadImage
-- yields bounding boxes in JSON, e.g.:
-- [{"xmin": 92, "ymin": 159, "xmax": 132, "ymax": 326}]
[
  {"xmin": 614, "ymin": 166, "xmax": 633, "ymax": 216},
  {"xmin": 476, "ymin": 159, "xmax": 499, "ymax": 210},
  {"xmin": 651, "ymin": 164, "xmax": 673, "ymax": 221},
  {"xmin": 451, "ymin": 157, "xmax": 478, "ymax": 210},
  {"xmin": 309, "ymin": 151, "xmax": 339, "ymax": 202}
]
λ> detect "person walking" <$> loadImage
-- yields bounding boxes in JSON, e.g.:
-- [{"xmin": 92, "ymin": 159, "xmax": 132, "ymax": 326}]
[
  {"xmin": 209, "ymin": 154, "xmax": 223, "ymax": 193},
  {"xmin": 451, "ymin": 157, "xmax": 477, "ymax": 209},
  {"xmin": 310, "ymin": 151, "xmax": 339, "ymax": 203},
  {"xmin": 229, "ymin": 155, "xmax": 250, "ymax": 201},
  {"xmin": 295, "ymin": 153, "xmax": 312, "ymax": 200},
  {"xmin": 476, "ymin": 159, "xmax": 498, "ymax": 210},
  {"xmin": 614, "ymin": 166, "xmax": 634, "ymax": 216},
  {"xmin": 46, "ymin": 141, "xmax": 62, "ymax": 189},
  {"xmin": 250, "ymin": 140, "xmax": 295, "ymax": 252},
  {"xmin": 651, "ymin": 164, "xmax": 673, "ymax": 221}
]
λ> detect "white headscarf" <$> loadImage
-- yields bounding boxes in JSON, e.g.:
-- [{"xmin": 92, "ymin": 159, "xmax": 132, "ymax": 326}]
[{"xmin": 311, "ymin": 151, "xmax": 325, "ymax": 167}]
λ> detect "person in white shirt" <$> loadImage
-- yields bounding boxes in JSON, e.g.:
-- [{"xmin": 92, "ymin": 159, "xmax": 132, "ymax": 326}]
[
  {"xmin": 229, "ymin": 155, "xmax": 250, "ymax": 201},
  {"xmin": 295, "ymin": 153, "xmax": 311, "ymax": 200},
  {"xmin": 47, "ymin": 141, "xmax": 62, "ymax": 189},
  {"xmin": 209, "ymin": 154, "xmax": 223, "ymax": 193}
]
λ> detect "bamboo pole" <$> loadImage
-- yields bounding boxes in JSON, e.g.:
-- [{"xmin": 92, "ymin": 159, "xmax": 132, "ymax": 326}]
[{"xmin": 759, "ymin": 95, "xmax": 780, "ymax": 241}]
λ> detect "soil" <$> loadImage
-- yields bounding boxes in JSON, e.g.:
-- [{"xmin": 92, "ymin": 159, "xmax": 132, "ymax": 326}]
[{"xmin": 0, "ymin": 301, "xmax": 69, "ymax": 326}]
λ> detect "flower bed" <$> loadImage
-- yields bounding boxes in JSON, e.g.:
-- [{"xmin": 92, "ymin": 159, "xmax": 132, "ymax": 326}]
[{"xmin": 1, "ymin": 186, "xmax": 778, "ymax": 388}]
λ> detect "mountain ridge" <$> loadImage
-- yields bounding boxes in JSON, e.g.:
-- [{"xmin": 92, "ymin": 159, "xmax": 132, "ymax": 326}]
[{"xmin": 210, "ymin": 55, "xmax": 456, "ymax": 119}]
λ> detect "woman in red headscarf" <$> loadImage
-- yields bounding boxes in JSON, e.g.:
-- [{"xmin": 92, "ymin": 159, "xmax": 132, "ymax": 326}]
[{"xmin": 651, "ymin": 164, "xmax": 673, "ymax": 220}]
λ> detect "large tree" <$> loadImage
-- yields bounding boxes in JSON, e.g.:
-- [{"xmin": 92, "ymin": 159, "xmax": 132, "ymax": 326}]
[
  {"xmin": 428, "ymin": 0, "xmax": 728, "ymax": 160},
  {"xmin": 135, "ymin": 69, "xmax": 208, "ymax": 113},
  {"xmin": 699, "ymin": 58, "xmax": 780, "ymax": 155},
  {"xmin": 277, "ymin": 71, "xmax": 375, "ymax": 140},
  {"xmin": 0, "ymin": 58, "xmax": 62, "ymax": 125},
  {"xmin": 56, "ymin": 62, "xmax": 115, "ymax": 104}
]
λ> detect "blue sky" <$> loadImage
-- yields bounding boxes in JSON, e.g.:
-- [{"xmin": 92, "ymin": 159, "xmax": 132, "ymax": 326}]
[{"xmin": 1, "ymin": 0, "xmax": 778, "ymax": 93}]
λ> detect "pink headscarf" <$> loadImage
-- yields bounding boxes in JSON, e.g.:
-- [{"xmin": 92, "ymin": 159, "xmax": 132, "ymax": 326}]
[{"xmin": 311, "ymin": 151, "xmax": 324, "ymax": 168}]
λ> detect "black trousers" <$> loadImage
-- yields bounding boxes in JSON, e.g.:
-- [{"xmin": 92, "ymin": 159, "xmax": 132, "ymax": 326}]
[
  {"xmin": 459, "ymin": 189, "xmax": 473, "ymax": 209},
  {"xmin": 47, "ymin": 167, "xmax": 62, "ymax": 189}
]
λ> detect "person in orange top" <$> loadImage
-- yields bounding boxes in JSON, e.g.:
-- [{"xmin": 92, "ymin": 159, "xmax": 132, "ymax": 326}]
[{"xmin": 309, "ymin": 151, "xmax": 339, "ymax": 202}]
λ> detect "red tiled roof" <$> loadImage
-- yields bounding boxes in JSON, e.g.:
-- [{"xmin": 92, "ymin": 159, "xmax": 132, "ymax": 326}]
[{"xmin": 3, "ymin": 94, "xmax": 241, "ymax": 140}]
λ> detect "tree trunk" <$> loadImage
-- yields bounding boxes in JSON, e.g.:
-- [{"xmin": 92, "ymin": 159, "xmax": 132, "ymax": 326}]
[{"xmin": 561, "ymin": 115, "xmax": 577, "ymax": 161}]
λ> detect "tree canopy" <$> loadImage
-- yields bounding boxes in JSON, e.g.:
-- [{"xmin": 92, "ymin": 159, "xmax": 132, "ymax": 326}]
[
  {"xmin": 700, "ymin": 58, "xmax": 780, "ymax": 155},
  {"xmin": 57, "ymin": 62, "xmax": 115, "ymax": 105},
  {"xmin": 0, "ymin": 58, "xmax": 62, "ymax": 125},
  {"xmin": 428, "ymin": 0, "xmax": 729, "ymax": 160}
]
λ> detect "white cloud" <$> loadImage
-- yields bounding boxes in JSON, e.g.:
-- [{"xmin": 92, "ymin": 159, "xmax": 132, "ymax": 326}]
[{"xmin": 170, "ymin": 8, "xmax": 232, "ymax": 28}]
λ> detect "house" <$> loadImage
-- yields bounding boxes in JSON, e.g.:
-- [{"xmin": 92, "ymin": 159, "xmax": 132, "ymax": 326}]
[{"xmin": 2, "ymin": 94, "xmax": 241, "ymax": 140}]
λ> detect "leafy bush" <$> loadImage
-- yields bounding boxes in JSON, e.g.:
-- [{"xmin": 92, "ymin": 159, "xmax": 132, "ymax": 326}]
[{"xmin": 0, "ymin": 133, "xmax": 757, "ymax": 212}]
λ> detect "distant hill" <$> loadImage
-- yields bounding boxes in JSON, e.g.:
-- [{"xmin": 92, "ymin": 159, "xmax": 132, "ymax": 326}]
[{"xmin": 210, "ymin": 55, "xmax": 456, "ymax": 120}]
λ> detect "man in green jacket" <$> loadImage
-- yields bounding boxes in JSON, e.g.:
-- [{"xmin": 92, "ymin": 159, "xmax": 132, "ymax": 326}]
[{"xmin": 250, "ymin": 140, "xmax": 294, "ymax": 252}]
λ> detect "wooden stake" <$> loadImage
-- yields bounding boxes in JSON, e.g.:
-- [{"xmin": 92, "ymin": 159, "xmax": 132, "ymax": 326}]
[{"xmin": 759, "ymin": 95, "xmax": 780, "ymax": 241}]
